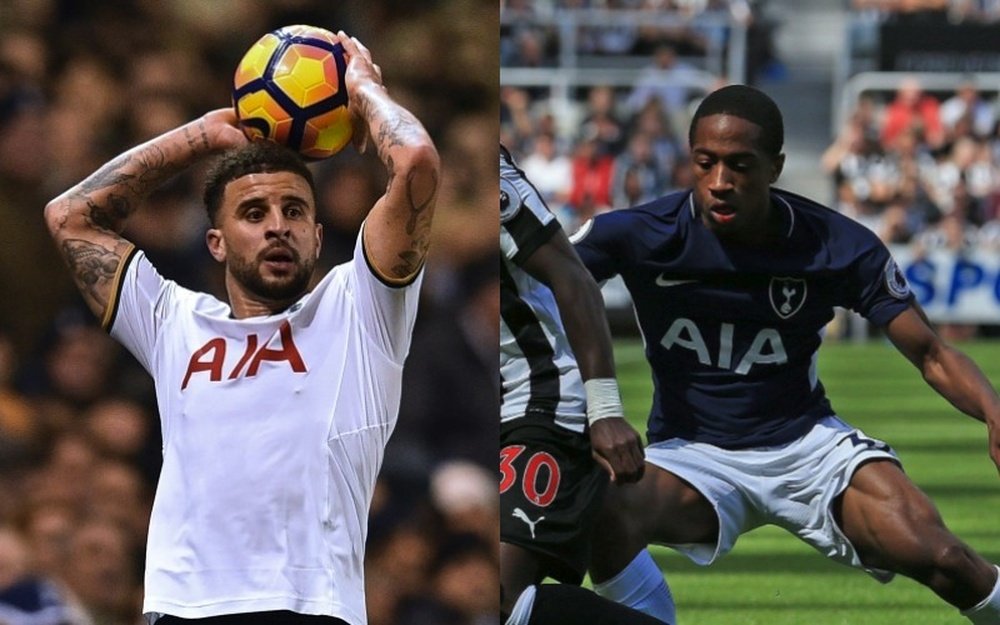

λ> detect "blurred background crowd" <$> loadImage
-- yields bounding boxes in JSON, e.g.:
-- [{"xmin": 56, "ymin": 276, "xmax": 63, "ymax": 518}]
[
  {"xmin": 501, "ymin": 0, "xmax": 1000, "ymax": 340},
  {"xmin": 0, "ymin": 1, "xmax": 499, "ymax": 624}
]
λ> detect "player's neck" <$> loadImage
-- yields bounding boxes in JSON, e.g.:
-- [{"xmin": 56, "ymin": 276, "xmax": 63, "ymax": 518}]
[
  {"xmin": 715, "ymin": 199, "xmax": 782, "ymax": 248},
  {"xmin": 225, "ymin": 278, "xmax": 302, "ymax": 319}
]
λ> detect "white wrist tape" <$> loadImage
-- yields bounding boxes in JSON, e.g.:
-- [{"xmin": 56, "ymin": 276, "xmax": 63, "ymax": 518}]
[{"xmin": 584, "ymin": 378, "xmax": 624, "ymax": 426}]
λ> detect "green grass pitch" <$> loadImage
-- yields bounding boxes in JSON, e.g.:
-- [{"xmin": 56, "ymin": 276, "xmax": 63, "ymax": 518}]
[{"xmin": 612, "ymin": 338, "xmax": 1000, "ymax": 625}]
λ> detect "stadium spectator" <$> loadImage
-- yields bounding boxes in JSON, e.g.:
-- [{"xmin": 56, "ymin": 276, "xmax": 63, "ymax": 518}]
[
  {"xmin": 611, "ymin": 130, "xmax": 669, "ymax": 207},
  {"xmin": 580, "ymin": 85, "xmax": 627, "ymax": 155},
  {"xmin": 625, "ymin": 43, "xmax": 702, "ymax": 117},
  {"xmin": 519, "ymin": 132, "xmax": 573, "ymax": 209},
  {"xmin": 940, "ymin": 79, "xmax": 998, "ymax": 140},
  {"xmin": 0, "ymin": 525, "xmax": 91, "ymax": 625},
  {"xmin": 0, "ymin": 330, "xmax": 42, "ymax": 475},
  {"xmin": 569, "ymin": 133, "xmax": 616, "ymax": 225},
  {"xmin": 61, "ymin": 518, "xmax": 140, "ymax": 625},
  {"xmin": 880, "ymin": 77, "xmax": 945, "ymax": 149}
]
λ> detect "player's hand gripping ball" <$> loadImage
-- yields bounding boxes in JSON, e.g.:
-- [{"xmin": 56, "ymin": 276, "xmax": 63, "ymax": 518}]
[{"xmin": 233, "ymin": 25, "xmax": 353, "ymax": 160}]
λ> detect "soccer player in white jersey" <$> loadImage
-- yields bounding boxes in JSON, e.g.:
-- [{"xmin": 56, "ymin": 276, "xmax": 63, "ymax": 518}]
[
  {"xmin": 500, "ymin": 145, "xmax": 674, "ymax": 625},
  {"xmin": 44, "ymin": 33, "xmax": 438, "ymax": 625},
  {"xmin": 577, "ymin": 85, "xmax": 1000, "ymax": 623}
]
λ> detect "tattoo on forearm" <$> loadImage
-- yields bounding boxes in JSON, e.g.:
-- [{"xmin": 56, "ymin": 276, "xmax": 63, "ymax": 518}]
[
  {"xmin": 62, "ymin": 238, "xmax": 122, "ymax": 302},
  {"xmin": 70, "ymin": 143, "xmax": 179, "ymax": 232},
  {"xmin": 183, "ymin": 120, "xmax": 210, "ymax": 152},
  {"xmin": 375, "ymin": 112, "xmax": 423, "ymax": 161},
  {"xmin": 77, "ymin": 154, "xmax": 136, "ymax": 195},
  {"xmin": 355, "ymin": 87, "xmax": 438, "ymax": 279}
]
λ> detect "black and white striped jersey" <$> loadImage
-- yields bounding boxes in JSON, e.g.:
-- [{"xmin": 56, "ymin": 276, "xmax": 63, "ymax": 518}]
[{"xmin": 500, "ymin": 146, "xmax": 586, "ymax": 433}]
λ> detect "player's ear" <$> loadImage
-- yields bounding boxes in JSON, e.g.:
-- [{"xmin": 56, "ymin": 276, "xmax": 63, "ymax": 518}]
[
  {"xmin": 770, "ymin": 153, "xmax": 785, "ymax": 184},
  {"xmin": 314, "ymin": 223, "xmax": 323, "ymax": 260},
  {"xmin": 206, "ymin": 228, "xmax": 226, "ymax": 262}
]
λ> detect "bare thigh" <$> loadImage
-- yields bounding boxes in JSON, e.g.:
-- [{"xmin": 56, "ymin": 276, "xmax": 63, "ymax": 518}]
[
  {"xmin": 589, "ymin": 461, "xmax": 717, "ymax": 582},
  {"xmin": 500, "ymin": 542, "xmax": 545, "ymax": 616}
]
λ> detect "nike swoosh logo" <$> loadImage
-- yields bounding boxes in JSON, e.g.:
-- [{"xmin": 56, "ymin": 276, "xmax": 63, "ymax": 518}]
[{"xmin": 655, "ymin": 275, "xmax": 698, "ymax": 287}]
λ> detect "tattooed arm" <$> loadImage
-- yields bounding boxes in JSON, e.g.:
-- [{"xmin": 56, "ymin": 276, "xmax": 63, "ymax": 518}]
[
  {"xmin": 340, "ymin": 33, "xmax": 440, "ymax": 284},
  {"xmin": 44, "ymin": 109, "xmax": 246, "ymax": 320}
]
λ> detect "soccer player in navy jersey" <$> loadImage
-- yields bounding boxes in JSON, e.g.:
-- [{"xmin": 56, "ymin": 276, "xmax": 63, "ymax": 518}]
[{"xmin": 575, "ymin": 85, "xmax": 1000, "ymax": 623}]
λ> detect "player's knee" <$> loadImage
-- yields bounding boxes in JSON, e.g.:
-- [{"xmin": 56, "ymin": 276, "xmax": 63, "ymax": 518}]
[
  {"xmin": 928, "ymin": 540, "xmax": 978, "ymax": 577},
  {"xmin": 895, "ymin": 535, "xmax": 975, "ymax": 583}
]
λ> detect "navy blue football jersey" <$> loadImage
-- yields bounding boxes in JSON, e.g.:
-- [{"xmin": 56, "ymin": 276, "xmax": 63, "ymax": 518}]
[{"xmin": 574, "ymin": 188, "xmax": 914, "ymax": 449}]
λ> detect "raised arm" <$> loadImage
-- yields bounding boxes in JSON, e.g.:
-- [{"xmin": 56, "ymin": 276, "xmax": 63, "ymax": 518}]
[
  {"xmin": 339, "ymin": 33, "xmax": 440, "ymax": 284},
  {"xmin": 44, "ymin": 109, "xmax": 246, "ymax": 321},
  {"xmin": 521, "ymin": 228, "xmax": 646, "ymax": 483},
  {"xmin": 885, "ymin": 303, "xmax": 1000, "ymax": 473}
]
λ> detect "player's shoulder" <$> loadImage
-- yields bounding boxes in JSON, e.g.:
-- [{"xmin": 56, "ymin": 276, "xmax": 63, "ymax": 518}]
[
  {"xmin": 575, "ymin": 189, "xmax": 691, "ymax": 242},
  {"xmin": 500, "ymin": 144, "xmax": 555, "ymax": 226},
  {"xmin": 775, "ymin": 187, "xmax": 884, "ymax": 252}
]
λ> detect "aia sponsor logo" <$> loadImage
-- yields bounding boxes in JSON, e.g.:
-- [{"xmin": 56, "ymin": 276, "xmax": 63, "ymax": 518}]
[{"xmin": 181, "ymin": 320, "xmax": 306, "ymax": 390}]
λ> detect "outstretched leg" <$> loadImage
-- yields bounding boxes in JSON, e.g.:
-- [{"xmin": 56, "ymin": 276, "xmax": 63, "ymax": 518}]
[
  {"xmin": 590, "ymin": 461, "xmax": 718, "ymax": 583},
  {"xmin": 836, "ymin": 459, "xmax": 999, "ymax": 620}
]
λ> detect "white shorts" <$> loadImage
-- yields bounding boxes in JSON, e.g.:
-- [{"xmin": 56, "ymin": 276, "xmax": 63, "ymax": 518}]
[{"xmin": 645, "ymin": 415, "xmax": 899, "ymax": 582}]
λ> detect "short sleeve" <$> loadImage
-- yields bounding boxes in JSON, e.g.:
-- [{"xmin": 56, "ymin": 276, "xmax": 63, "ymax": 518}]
[
  {"xmin": 500, "ymin": 148, "xmax": 560, "ymax": 266},
  {"xmin": 851, "ymin": 244, "xmax": 914, "ymax": 327},
  {"xmin": 353, "ymin": 224, "xmax": 423, "ymax": 364},
  {"xmin": 571, "ymin": 211, "xmax": 632, "ymax": 283},
  {"xmin": 108, "ymin": 250, "xmax": 171, "ymax": 373}
]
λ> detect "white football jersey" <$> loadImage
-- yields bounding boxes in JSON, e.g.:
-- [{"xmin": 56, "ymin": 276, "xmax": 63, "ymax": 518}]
[
  {"xmin": 500, "ymin": 146, "xmax": 586, "ymax": 433},
  {"xmin": 108, "ymin": 229, "xmax": 422, "ymax": 625}
]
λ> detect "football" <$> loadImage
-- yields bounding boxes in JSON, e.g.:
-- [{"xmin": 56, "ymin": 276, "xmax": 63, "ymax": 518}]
[{"xmin": 233, "ymin": 25, "xmax": 353, "ymax": 160}]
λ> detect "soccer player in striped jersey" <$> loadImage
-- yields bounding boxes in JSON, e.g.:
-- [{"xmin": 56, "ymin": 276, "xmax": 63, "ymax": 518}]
[
  {"xmin": 44, "ymin": 34, "xmax": 438, "ymax": 625},
  {"xmin": 500, "ymin": 145, "xmax": 674, "ymax": 625},
  {"xmin": 577, "ymin": 85, "xmax": 1000, "ymax": 624}
]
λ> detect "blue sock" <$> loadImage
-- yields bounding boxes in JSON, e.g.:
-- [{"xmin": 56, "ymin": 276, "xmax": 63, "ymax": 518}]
[{"xmin": 593, "ymin": 549, "xmax": 675, "ymax": 624}]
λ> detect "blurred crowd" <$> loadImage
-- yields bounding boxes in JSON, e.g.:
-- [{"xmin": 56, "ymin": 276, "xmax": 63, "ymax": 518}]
[
  {"xmin": 500, "ymin": 0, "xmax": 783, "ymax": 232},
  {"xmin": 0, "ymin": 1, "xmax": 498, "ymax": 625},
  {"xmin": 501, "ymin": 0, "xmax": 781, "ymax": 82},
  {"xmin": 823, "ymin": 76, "xmax": 1000, "ymax": 253}
]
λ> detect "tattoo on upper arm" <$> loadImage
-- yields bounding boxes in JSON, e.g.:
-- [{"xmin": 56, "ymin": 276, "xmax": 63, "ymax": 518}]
[
  {"xmin": 389, "ymin": 168, "xmax": 438, "ymax": 279},
  {"xmin": 86, "ymin": 196, "xmax": 131, "ymax": 232},
  {"xmin": 62, "ymin": 238, "xmax": 123, "ymax": 305}
]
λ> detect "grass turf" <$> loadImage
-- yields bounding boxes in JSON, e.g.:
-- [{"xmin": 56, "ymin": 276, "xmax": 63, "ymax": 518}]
[{"xmin": 612, "ymin": 338, "xmax": 1000, "ymax": 625}]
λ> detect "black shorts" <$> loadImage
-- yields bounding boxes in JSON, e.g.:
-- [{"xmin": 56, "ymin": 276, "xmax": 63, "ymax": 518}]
[
  {"xmin": 157, "ymin": 612, "xmax": 348, "ymax": 625},
  {"xmin": 500, "ymin": 415, "xmax": 608, "ymax": 584}
]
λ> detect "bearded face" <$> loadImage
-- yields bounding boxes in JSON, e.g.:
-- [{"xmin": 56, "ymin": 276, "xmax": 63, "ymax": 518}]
[{"xmin": 207, "ymin": 171, "xmax": 322, "ymax": 314}]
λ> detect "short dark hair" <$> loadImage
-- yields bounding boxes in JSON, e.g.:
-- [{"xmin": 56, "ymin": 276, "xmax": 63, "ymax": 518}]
[
  {"xmin": 688, "ymin": 84, "xmax": 784, "ymax": 158},
  {"xmin": 203, "ymin": 141, "xmax": 316, "ymax": 225}
]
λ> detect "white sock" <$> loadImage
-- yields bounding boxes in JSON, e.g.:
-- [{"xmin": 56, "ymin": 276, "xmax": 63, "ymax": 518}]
[
  {"xmin": 593, "ymin": 549, "xmax": 676, "ymax": 624},
  {"xmin": 963, "ymin": 566, "xmax": 1000, "ymax": 625},
  {"xmin": 506, "ymin": 585, "xmax": 537, "ymax": 625}
]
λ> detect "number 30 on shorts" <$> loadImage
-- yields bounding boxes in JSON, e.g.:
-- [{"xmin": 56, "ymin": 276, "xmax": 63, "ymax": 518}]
[{"xmin": 500, "ymin": 445, "xmax": 561, "ymax": 507}]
